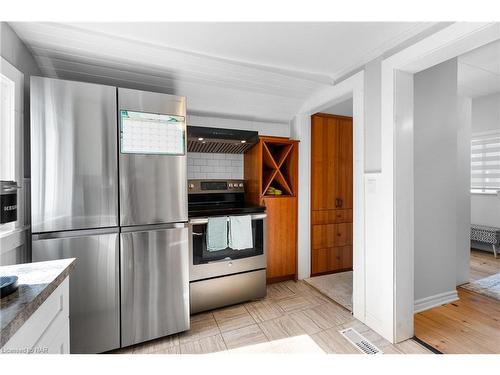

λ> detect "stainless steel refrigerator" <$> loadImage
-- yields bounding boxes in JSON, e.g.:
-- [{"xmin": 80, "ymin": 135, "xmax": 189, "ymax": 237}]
[{"xmin": 31, "ymin": 78, "xmax": 190, "ymax": 353}]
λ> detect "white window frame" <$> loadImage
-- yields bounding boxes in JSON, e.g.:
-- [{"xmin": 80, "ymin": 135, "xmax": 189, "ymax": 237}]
[
  {"xmin": 471, "ymin": 130, "xmax": 500, "ymax": 195},
  {"xmin": 0, "ymin": 57, "xmax": 25, "ymax": 237}
]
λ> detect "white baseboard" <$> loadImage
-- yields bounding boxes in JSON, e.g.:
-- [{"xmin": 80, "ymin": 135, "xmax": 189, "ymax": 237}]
[{"xmin": 414, "ymin": 290, "xmax": 459, "ymax": 313}]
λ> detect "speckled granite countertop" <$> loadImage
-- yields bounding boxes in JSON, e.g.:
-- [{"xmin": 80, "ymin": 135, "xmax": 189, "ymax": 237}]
[{"xmin": 0, "ymin": 258, "xmax": 76, "ymax": 348}]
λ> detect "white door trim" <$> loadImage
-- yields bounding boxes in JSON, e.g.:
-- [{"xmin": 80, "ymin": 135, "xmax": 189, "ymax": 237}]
[
  {"xmin": 291, "ymin": 71, "xmax": 366, "ymax": 323},
  {"xmin": 381, "ymin": 22, "xmax": 500, "ymax": 342}
]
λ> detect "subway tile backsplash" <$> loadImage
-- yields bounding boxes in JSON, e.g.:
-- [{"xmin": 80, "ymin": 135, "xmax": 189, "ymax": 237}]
[{"xmin": 187, "ymin": 152, "xmax": 244, "ymax": 180}]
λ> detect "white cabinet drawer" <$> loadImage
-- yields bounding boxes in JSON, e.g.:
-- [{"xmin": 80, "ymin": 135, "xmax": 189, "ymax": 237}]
[
  {"xmin": 35, "ymin": 305, "xmax": 70, "ymax": 354},
  {"xmin": 3, "ymin": 278, "xmax": 70, "ymax": 353},
  {"xmin": 38, "ymin": 317, "xmax": 70, "ymax": 354}
]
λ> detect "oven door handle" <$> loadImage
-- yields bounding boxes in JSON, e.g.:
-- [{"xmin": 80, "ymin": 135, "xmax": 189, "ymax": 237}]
[
  {"xmin": 189, "ymin": 213, "xmax": 266, "ymax": 225},
  {"xmin": 208, "ymin": 257, "xmax": 233, "ymax": 264}
]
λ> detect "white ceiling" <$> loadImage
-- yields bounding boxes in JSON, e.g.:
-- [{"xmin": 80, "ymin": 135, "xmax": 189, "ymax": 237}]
[
  {"xmin": 67, "ymin": 22, "xmax": 432, "ymax": 80},
  {"xmin": 458, "ymin": 40, "xmax": 500, "ymax": 98},
  {"xmin": 10, "ymin": 22, "xmax": 436, "ymax": 122}
]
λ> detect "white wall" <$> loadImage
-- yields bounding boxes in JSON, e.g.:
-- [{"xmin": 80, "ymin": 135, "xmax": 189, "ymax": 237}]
[
  {"xmin": 290, "ymin": 114, "xmax": 311, "ymax": 281},
  {"xmin": 322, "ymin": 98, "xmax": 353, "ymax": 117},
  {"xmin": 471, "ymin": 195, "xmax": 500, "ymax": 227},
  {"xmin": 364, "ymin": 58, "xmax": 383, "ymax": 172},
  {"xmin": 413, "ymin": 59, "xmax": 462, "ymax": 302},
  {"xmin": 456, "ymin": 95, "xmax": 472, "ymax": 285},
  {"xmin": 471, "ymin": 93, "xmax": 500, "ymax": 133},
  {"xmin": 470, "ymin": 93, "xmax": 500, "ymax": 231}
]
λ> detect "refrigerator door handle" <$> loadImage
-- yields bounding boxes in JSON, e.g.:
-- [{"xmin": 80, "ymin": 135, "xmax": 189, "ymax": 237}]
[
  {"xmin": 32, "ymin": 227, "xmax": 120, "ymax": 241},
  {"xmin": 120, "ymin": 222, "xmax": 188, "ymax": 233}
]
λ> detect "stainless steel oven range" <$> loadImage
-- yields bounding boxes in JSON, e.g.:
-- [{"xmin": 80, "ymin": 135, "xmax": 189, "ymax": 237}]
[{"xmin": 188, "ymin": 179, "xmax": 267, "ymax": 314}]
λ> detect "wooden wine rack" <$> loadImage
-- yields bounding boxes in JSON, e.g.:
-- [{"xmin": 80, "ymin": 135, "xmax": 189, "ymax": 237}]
[{"xmin": 244, "ymin": 136, "xmax": 299, "ymax": 283}]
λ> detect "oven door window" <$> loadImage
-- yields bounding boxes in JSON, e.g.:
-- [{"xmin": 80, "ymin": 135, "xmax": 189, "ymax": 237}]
[{"xmin": 192, "ymin": 219, "xmax": 263, "ymax": 265}]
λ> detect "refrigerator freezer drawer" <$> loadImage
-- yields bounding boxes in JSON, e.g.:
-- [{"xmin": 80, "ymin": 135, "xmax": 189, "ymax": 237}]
[
  {"xmin": 32, "ymin": 230, "xmax": 120, "ymax": 354},
  {"xmin": 120, "ymin": 225, "xmax": 190, "ymax": 347},
  {"xmin": 30, "ymin": 77, "xmax": 118, "ymax": 233}
]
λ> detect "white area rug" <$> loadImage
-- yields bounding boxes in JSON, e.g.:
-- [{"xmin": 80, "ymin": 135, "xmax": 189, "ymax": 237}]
[
  {"xmin": 305, "ymin": 271, "xmax": 353, "ymax": 311},
  {"xmin": 461, "ymin": 273, "xmax": 500, "ymax": 301}
]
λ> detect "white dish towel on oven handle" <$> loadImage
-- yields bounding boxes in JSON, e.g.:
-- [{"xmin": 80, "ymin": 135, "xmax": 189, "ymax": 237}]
[
  {"xmin": 229, "ymin": 215, "xmax": 253, "ymax": 250},
  {"xmin": 207, "ymin": 216, "xmax": 228, "ymax": 251}
]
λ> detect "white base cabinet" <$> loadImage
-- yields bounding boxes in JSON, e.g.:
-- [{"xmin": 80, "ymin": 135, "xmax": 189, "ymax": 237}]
[{"xmin": 3, "ymin": 278, "xmax": 70, "ymax": 354}]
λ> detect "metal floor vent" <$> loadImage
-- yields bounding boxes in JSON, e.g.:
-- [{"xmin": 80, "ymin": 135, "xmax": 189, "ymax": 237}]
[{"xmin": 339, "ymin": 328, "xmax": 383, "ymax": 354}]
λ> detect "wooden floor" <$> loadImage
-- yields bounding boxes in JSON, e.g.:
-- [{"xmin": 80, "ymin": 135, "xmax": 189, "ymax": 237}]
[
  {"xmin": 469, "ymin": 248, "xmax": 500, "ymax": 281},
  {"xmin": 415, "ymin": 288, "xmax": 500, "ymax": 353},
  {"xmin": 112, "ymin": 280, "xmax": 430, "ymax": 354},
  {"xmin": 415, "ymin": 249, "xmax": 500, "ymax": 354}
]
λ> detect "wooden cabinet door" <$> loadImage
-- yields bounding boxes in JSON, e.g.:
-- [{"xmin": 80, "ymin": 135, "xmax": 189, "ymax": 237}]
[
  {"xmin": 334, "ymin": 223, "xmax": 353, "ymax": 247},
  {"xmin": 264, "ymin": 197, "xmax": 297, "ymax": 280},
  {"xmin": 311, "ymin": 248, "xmax": 330, "ymax": 274},
  {"xmin": 311, "ymin": 115, "xmax": 340, "ymax": 210},
  {"xmin": 312, "ymin": 223, "xmax": 352, "ymax": 249},
  {"xmin": 312, "ymin": 209, "xmax": 352, "ymax": 225},
  {"xmin": 311, "ymin": 114, "xmax": 353, "ymax": 276},
  {"xmin": 312, "ymin": 224, "xmax": 334, "ymax": 249},
  {"xmin": 341, "ymin": 245, "xmax": 353, "ymax": 269},
  {"xmin": 311, "ymin": 247, "xmax": 346, "ymax": 275},
  {"xmin": 312, "ymin": 115, "xmax": 352, "ymax": 210},
  {"xmin": 336, "ymin": 118, "xmax": 353, "ymax": 209}
]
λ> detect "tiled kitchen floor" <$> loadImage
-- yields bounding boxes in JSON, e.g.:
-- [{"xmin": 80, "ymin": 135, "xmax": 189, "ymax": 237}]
[
  {"xmin": 112, "ymin": 280, "xmax": 431, "ymax": 354},
  {"xmin": 305, "ymin": 271, "xmax": 353, "ymax": 311}
]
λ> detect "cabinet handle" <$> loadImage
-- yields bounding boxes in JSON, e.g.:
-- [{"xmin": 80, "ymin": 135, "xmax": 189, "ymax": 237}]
[{"xmin": 335, "ymin": 198, "xmax": 343, "ymax": 208}]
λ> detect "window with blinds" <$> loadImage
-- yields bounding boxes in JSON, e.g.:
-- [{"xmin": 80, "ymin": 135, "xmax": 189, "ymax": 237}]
[{"xmin": 471, "ymin": 130, "xmax": 500, "ymax": 194}]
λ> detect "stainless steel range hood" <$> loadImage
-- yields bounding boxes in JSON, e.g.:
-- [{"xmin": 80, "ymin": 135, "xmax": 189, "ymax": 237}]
[{"xmin": 187, "ymin": 126, "xmax": 258, "ymax": 154}]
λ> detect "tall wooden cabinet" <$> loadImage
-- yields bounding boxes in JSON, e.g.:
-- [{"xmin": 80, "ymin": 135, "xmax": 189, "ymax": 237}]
[
  {"xmin": 311, "ymin": 114, "xmax": 353, "ymax": 276},
  {"xmin": 245, "ymin": 136, "xmax": 299, "ymax": 283}
]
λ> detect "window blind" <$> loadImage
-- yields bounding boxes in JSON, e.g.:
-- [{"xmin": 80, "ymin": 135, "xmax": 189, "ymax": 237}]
[{"xmin": 471, "ymin": 130, "xmax": 500, "ymax": 193}]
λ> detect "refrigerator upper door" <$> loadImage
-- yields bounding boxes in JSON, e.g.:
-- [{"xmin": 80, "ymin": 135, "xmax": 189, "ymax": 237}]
[
  {"xmin": 32, "ymin": 228, "xmax": 120, "ymax": 354},
  {"xmin": 30, "ymin": 77, "xmax": 118, "ymax": 233},
  {"xmin": 120, "ymin": 224, "xmax": 190, "ymax": 347},
  {"xmin": 118, "ymin": 88, "xmax": 188, "ymax": 226}
]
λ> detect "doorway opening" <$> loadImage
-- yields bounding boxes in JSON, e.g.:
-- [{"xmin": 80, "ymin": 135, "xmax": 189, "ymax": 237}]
[
  {"xmin": 465, "ymin": 41, "xmax": 500, "ymax": 294},
  {"xmin": 411, "ymin": 39, "xmax": 500, "ymax": 354},
  {"xmin": 304, "ymin": 97, "xmax": 354, "ymax": 312}
]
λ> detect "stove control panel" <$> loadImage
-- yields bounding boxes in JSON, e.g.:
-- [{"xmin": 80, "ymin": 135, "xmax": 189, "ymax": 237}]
[{"xmin": 188, "ymin": 179, "xmax": 245, "ymax": 194}]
